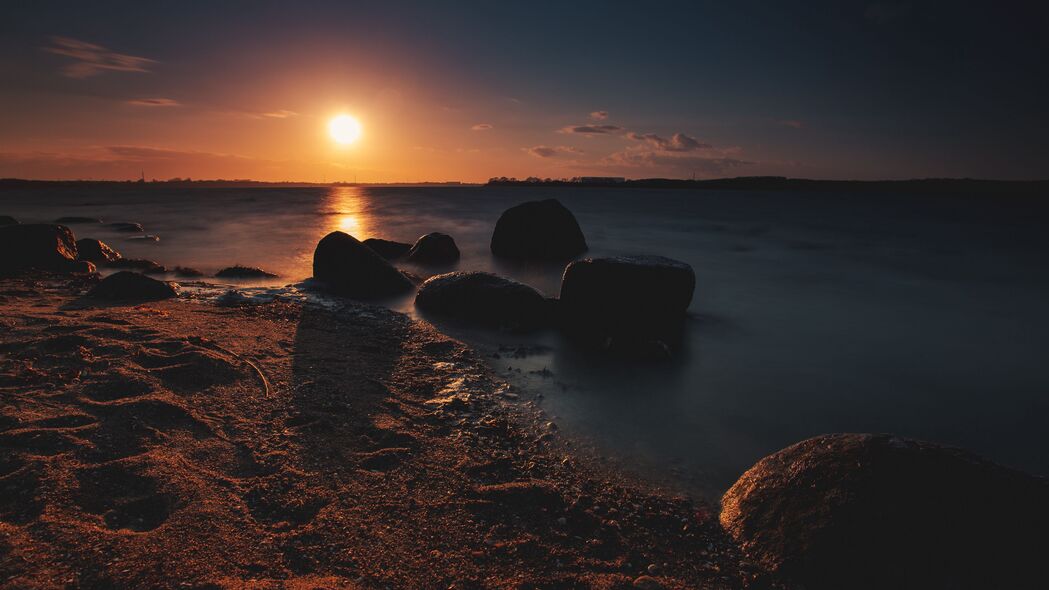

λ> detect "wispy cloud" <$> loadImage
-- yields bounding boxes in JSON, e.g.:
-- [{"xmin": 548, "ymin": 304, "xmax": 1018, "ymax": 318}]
[
  {"xmin": 126, "ymin": 98, "xmax": 180, "ymax": 107},
  {"xmin": 471, "ymin": 123, "xmax": 493, "ymax": 131},
  {"xmin": 525, "ymin": 145, "xmax": 582, "ymax": 158},
  {"xmin": 589, "ymin": 111, "xmax": 609, "ymax": 121},
  {"xmin": 604, "ymin": 130, "xmax": 753, "ymax": 176},
  {"xmin": 625, "ymin": 132, "xmax": 711, "ymax": 151},
  {"xmin": 559, "ymin": 124, "xmax": 623, "ymax": 135},
  {"xmin": 261, "ymin": 110, "xmax": 298, "ymax": 119},
  {"xmin": 778, "ymin": 119, "xmax": 803, "ymax": 129},
  {"xmin": 43, "ymin": 36, "xmax": 155, "ymax": 78}
]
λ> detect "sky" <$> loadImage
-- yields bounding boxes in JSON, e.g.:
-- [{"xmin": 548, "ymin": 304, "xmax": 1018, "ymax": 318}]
[{"xmin": 1, "ymin": 0, "xmax": 1047, "ymax": 182}]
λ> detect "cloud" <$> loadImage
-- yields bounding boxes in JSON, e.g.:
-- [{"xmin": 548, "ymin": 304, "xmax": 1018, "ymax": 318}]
[
  {"xmin": 625, "ymin": 132, "xmax": 711, "ymax": 151},
  {"xmin": 43, "ymin": 36, "xmax": 155, "ymax": 78},
  {"xmin": 589, "ymin": 111, "xmax": 609, "ymax": 121},
  {"xmin": 262, "ymin": 110, "xmax": 298, "ymax": 119},
  {"xmin": 525, "ymin": 145, "xmax": 582, "ymax": 158},
  {"xmin": 126, "ymin": 98, "xmax": 180, "ymax": 107},
  {"xmin": 471, "ymin": 123, "xmax": 493, "ymax": 131},
  {"xmin": 559, "ymin": 124, "xmax": 623, "ymax": 135},
  {"xmin": 778, "ymin": 119, "xmax": 803, "ymax": 129}
]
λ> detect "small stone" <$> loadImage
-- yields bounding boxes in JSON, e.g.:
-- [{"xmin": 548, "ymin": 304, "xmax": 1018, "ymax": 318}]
[{"xmin": 632, "ymin": 575, "xmax": 664, "ymax": 589}]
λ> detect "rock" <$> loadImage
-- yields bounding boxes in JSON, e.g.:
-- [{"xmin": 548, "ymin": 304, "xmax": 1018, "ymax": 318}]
[
  {"xmin": 312, "ymin": 231, "xmax": 413, "ymax": 298},
  {"xmin": 108, "ymin": 258, "xmax": 166, "ymax": 274},
  {"xmin": 559, "ymin": 255, "xmax": 694, "ymax": 339},
  {"xmin": 76, "ymin": 238, "xmax": 122, "ymax": 263},
  {"xmin": 173, "ymin": 266, "xmax": 204, "ymax": 278},
  {"xmin": 491, "ymin": 199, "xmax": 587, "ymax": 260},
  {"xmin": 70, "ymin": 260, "xmax": 97, "ymax": 274},
  {"xmin": 127, "ymin": 234, "xmax": 160, "ymax": 242},
  {"xmin": 109, "ymin": 222, "xmax": 143, "ymax": 233},
  {"xmin": 87, "ymin": 271, "xmax": 179, "ymax": 301},
  {"xmin": 215, "ymin": 265, "xmax": 278, "ymax": 279},
  {"xmin": 0, "ymin": 216, "xmax": 17, "ymax": 226},
  {"xmin": 720, "ymin": 433, "xmax": 1049, "ymax": 590},
  {"xmin": 55, "ymin": 216, "xmax": 101, "ymax": 224},
  {"xmin": 407, "ymin": 232, "xmax": 460, "ymax": 265},
  {"xmin": 632, "ymin": 576, "xmax": 664, "ymax": 590},
  {"xmin": 0, "ymin": 224, "xmax": 79, "ymax": 273},
  {"xmin": 363, "ymin": 238, "xmax": 412, "ymax": 261},
  {"xmin": 415, "ymin": 271, "xmax": 550, "ymax": 330}
]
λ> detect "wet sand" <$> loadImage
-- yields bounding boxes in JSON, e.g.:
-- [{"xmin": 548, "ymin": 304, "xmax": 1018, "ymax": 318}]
[{"xmin": 0, "ymin": 273, "xmax": 778, "ymax": 589}]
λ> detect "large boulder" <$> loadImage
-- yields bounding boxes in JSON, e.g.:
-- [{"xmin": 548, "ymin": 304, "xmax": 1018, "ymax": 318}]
[
  {"xmin": 87, "ymin": 271, "xmax": 179, "ymax": 301},
  {"xmin": 0, "ymin": 216, "xmax": 17, "ymax": 226},
  {"xmin": 312, "ymin": 231, "xmax": 413, "ymax": 298},
  {"xmin": 76, "ymin": 238, "xmax": 122, "ymax": 263},
  {"xmin": 407, "ymin": 232, "xmax": 460, "ymax": 265},
  {"xmin": 415, "ymin": 271, "xmax": 550, "ymax": 330},
  {"xmin": 558, "ymin": 255, "xmax": 694, "ymax": 338},
  {"xmin": 490, "ymin": 199, "xmax": 587, "ymax": 260},
  {"xmin": 720, "ymin": 433, "xmax": 1049, "ymax": 590},
  {"xmin": 108, "ymin": 258, "xmax": 166, "ymax": 274},
  {"xmin": 363, "ymin": 238, "xmax": 412, "ymax": 261},
  {"xmin": 0, "ymin": 224, "xmax": 78, "ymax": 273}
]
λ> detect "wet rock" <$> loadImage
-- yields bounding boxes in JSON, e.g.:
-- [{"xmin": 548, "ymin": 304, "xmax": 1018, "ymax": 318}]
[
  {"xmin": 76, "ymin": 238, "xmax": 122, "ymax": 263},
  {"xmin": 407, "ymin": 232, "xmax": 460, "ymax": 265},
  {"xmin": 173, "ymin": 266, "xmax": 204, "ymax": 278},
  {"xmin": 363, "ymin": 238, "xmax": 412, "ymax": 261},
  {"xmin": 559, "ymin": 255, "xmax": 694, "ymax": 339},
  {"xmin": 108, "ymin": 258, "xmax": 166, "ymax": 274},
  {"xmin": 0, "ymin": 223, "xmax": 79, "ymax": 273},
  {"xmin": 415, "ymin": 271, "xmax": 550, "ymax": 330},
  {"xmin": 720, "ymin": 433, "xmax": 1049, "ymax": 590},
  {"xmin": 491, "ymin": 199, "xmax": 587, "ymax": 260},
  {"xmin": 632, "ymin": 576, "xmax": 664, "ymax": 590},
  {"xmin": 127, "ymin": 234, "xmax": 160, "ymax": 242},
  {"xmin": 55, "ymin": 216, "xmax": 101, "ymax": 224},
  {"xmin": 71, "ymin": 260, "xmax": 97, "ymax": 274},
  {"xmin": 109, "ymin": 222, "xmax": 143, "ymax": 233},
  {"xmin": 87, "ymin": 271, "xmax": 179, "ymax": 301},
  {"xmin": 312, "ymin": 231, "xmax": 413, "ymax": 298},
  {"xmin": 0, "ymin": 216, "xmax": 17, "ymax": 226},
  {"xmin": 215, "ymin": 265, "xmax": 278, "ymax": 279}
]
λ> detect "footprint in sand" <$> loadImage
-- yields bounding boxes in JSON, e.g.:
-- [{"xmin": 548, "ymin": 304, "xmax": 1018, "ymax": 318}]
[
  {"xmin": 133, "ymin": 348, "xmax": 247, "ymax": 392},
  {"xmin": 74, "ymin": 464, "xmax": 174, "ymax": 532},
  {"xmin": 244, "ymin": 472, "xmax": 330, "ymax": 531},
  {"xmin": 0, "ymin": 460, "xmax": 46, "ymax": 525}
]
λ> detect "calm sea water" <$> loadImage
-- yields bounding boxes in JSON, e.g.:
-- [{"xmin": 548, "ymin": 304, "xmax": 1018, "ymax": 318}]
[{"xmin": 4, "ymin": 184, "xmax": 1048, "ymax": 495}]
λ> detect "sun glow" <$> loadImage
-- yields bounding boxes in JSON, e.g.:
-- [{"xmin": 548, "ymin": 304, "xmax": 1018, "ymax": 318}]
[{"xmin": 329, "ymin": 114, "xmax": 362, "ymax": 145}]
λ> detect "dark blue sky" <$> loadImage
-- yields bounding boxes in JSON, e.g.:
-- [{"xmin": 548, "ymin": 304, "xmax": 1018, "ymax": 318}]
[{"xmin": 2, "ymin": 1, "xmax": 1047, "ymax": 180}]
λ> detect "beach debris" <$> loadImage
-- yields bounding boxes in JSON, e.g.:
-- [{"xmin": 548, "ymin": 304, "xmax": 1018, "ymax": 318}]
[
  {"xmin": 76, "ymin": 238, "xmax": 122, "ymax": 263},
  {"xmin": 216, "ymin": 265, "xmax": 278, "ymax": 279},
  {"xmin": 415, "ymin": 271, "xmax": 550, "ymax": 330},
  {"xmin": 406, "ymin": 232, "xmax": 460, "ymax": 265},
  {"xmin": 362, "ymin": 237, "xmax": 411, "ymax": 261},
  {"xmin": 312, "ymin": 230, "xmax": 412, "ymax": 298},
  {"xmin": 0, "ymin": 223, "xmax": 79, "ymax": 272},
  {"xmin": 87, "ymin": 271, "xmax": 179, "ymax": 301},
  {"xmin": 490, "ymin": 198, "xmax": 587, "ymax": 260}
]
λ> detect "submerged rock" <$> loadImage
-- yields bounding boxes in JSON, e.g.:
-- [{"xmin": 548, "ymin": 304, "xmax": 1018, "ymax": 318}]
[
  {"xmin": 76, "ymin": 238, "xmax": 122, "ymax": 263},
  {"xmin": 415, "ymin": 271, "xmax": 550, "ymax": 330},
  {"xmin": 559, "ymin": 255, "xmax": 694, "ymax": 339},
  {"xmin": 0, "ymin": 223, "xmax": 79, "ymax": 273},
  {"xmin": 173, "ymin": 266, "xmax": 205, "ymax": 278},
  {"xmin": 720, "ymin": 433, "xmax": 1049, "ymax": 590},
  {"xmin": 407, "ymin": 232, "xmax": 460, "ymax": 265},
  {"xmin": 70, "ymin": 260, "xmax": 97, "ymax": 274},
  {"xmin": 55, "ymin": 216, "xmax": 101, "ymax": 224},
  {"xmin": 0, "ymin": 216, "xmax": 17, "ymax": 226},
  {"xmin": 363, "ymin": 238, "xmax": 412, "ymax": 261},
  {"xmin": 127, "ymin": 234, "xmax": 160, "ymax": 242},
  {"xmin": 312, "ymin": 231, "xmax": 413, "ymax": 298},
  {"xmin": 491, "ymin": 199, "xmax": 587, "ymax": 260},
  {"xmin": 215, "ymin": 265, "xmax": 278, "ymax": 279},
  {"xmin": 87, "ymin": 271, "xmax": 179, "ymax": 301},
  {"xmin": 109, "ymin": 222, "xmax": 143, "ymax": 233},
  {"xmin": 108, "ymin": 258, "xmax": 166, "ymax": 274}
]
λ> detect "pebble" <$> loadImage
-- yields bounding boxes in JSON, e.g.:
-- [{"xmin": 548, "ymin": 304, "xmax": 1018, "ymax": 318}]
[{"xmin": 632, "ymin": 576, "xmax": 664, "ymax": 590}]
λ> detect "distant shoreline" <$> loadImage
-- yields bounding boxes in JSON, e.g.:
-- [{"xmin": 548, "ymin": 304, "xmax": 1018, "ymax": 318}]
[{"xmin": 2, "ymin": 176, "xmax": 1047, "ymax": 195}]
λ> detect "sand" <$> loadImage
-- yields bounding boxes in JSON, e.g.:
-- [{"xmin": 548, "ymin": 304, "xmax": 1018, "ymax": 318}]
[{"xmin": 0, "ymin": 273, "xmax": 778, "ymax": 589}]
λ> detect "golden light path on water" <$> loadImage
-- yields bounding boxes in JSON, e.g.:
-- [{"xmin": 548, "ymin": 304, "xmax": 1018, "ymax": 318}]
[{"xmin": 293, "ymin": 186, "xmax": 375, "ymax": 276}]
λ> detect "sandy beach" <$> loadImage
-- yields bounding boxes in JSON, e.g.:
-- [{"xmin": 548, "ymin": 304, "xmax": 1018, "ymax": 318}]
[{"xmin": 0, "ymin": 273, "xmax": 770, "ymax": 589}]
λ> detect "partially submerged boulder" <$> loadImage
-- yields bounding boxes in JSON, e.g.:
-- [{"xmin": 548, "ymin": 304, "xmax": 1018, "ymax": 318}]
[
  {"xmin": 87, "ymin": 271, "xmax": 179, "ymax": 301},
  {"xmin": 312, "ymin": 231, "xmax": 413, "ymax": 298},
  {"xmin": 415, "ymin": 271, "xmax": 550, "ymax": 330},
  {"xmin": 76, "ymin": 238, "xmax": 122, "ymax": 263},
  {"xmin": 173, "ymin": 266, "xmax": 205, "ymax": 278},
  {"xmin": 108, "ymin": 258, "xmax": 166, "ymax": 274},
  {"xmin": 109, "ymin": 222, "xmax": 143, "ymax": 233},
  {"xmin": 558, "ymin": 255, "xmax": 694, "ymax": 338},
  {"xmin": 0, "ymin": 216, "xmax": 17, "ymax": 226},
  {"xmin": 720, "ymin": 433, "xmax": 1049, "ymax": 590},
  {"xmin": 0, "ymin": 223, "xmax": 78, "ymax": 273},
  {"xmin": 491, "ymin": 199, "xmax": 587, "ymax": 260},
  {"xmin": 363, "ymin": 238, "xmax": 412, "ymax": 261},
  {"xmin": 407, "ymin": 232, "xmax": 460, "ymax": 265},
  {"xmin": 215, "ymin": 265, "xmax": 278, "ymax": 279}
]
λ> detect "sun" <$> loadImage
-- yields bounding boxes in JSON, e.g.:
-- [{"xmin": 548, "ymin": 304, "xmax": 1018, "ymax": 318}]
[{"xmin": 329, "ymin": 114, "xmax": 362, "ymax": 145}]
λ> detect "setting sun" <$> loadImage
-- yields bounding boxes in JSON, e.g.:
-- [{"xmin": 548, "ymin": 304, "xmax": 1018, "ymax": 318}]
[{"xmin": 328, "ymin": 114, "xmax": 362, "ymax": 145}]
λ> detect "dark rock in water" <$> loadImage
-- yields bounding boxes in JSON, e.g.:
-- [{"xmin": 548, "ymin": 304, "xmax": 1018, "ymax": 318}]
[
  {"xmin": 87, "ymin": 271, "xmax": 178, "ymax": 301},
  {"xmin": 312, "ymin": 231, "xmax": 413, "ymax": 298},
  {"xmin": 107, "ymin": 258, "xmax": 166, "ymax": 274},
  {"xmin": 173, "ymin": 266, "xmax": 204, "ymax": 278},
  {"xmin": 127, "ymin": 234, "xmax": 160, "ymax": 242},
  {"xmin": 55, "ymin": 216, "xmax": 102, "ymax": 224},
  {"xmin": 363, "ymin": 238, "xmax": 412, "ymax": 261},
  {"xmin": 415, "ymin": 271, "xmax": 550, "ymax": 330},
  {"xmin": 109, "ymin": 222, "xmax": 143, "ymax": 233},
  {"xmin": 407, "ymin": 232, "xmax": 460, "ymax": 265},
  {"xmin": 559, "ymin": 255, "xmax": 694, "ymax": 339},
  {"xmin": 491, "ymin": 199, "xmax": 587, "ymax": 260},
  {"xmin": 720, "ymin": 433, "xmax": 1049, "ymax": 590},
  {"xmin": 0, "ymin": 224, "xmax": 79, "ymax": 273},
  {"xmin": 0, "ymin": 216, "xmax": 17, "ymax": 226},
  {"xmin": 70, "ymin": 260, "xmax": 97, "ymax": 274},
  {"xmin": 216, "ymin": 265, "xmax": 278, "ymax": 279},
  {"xmin": 76, "ymin": 238, "xmax": 122, "ymax": 263}
]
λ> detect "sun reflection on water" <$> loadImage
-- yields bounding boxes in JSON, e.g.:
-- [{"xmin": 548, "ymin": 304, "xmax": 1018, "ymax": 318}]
[{"xmin": 324, "ymin": 186, "xmax": 372, "ymax": 240}]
